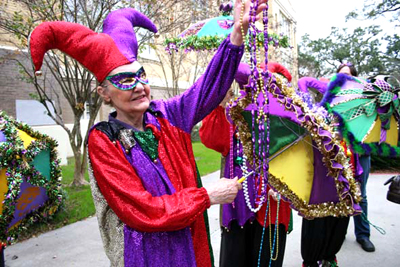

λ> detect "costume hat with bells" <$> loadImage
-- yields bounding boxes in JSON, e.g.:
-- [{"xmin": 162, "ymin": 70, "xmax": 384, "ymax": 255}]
[{"xmin": 29, "ymin": 8, "xmax": 158, "ymax": 82}]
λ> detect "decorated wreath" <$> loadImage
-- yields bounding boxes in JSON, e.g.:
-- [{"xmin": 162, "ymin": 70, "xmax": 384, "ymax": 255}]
[{"xmin": 0, "ymin": 111, "xmax": 63, "ymax": 247}]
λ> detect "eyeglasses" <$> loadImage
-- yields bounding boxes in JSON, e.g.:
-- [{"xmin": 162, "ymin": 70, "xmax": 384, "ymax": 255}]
[
  {"xmin": 105, "ymin": 67, "xmax": 149, "ymax": 90},
  {"xmin": 339, "ymin": 62, "xmax": 353, "ymax": 68}
]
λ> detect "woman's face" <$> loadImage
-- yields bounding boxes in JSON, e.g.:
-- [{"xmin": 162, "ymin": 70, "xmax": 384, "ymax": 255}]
[
  {"xmin": 338, "ymin": 66, "xmax": 352, "ymax": 76},
  {"xmin": 98, "ymin": 61, "xmax": 151, "ymax": 117}
]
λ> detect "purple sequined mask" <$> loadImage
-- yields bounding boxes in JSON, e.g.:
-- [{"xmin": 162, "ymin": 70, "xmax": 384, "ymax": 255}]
[{"xmin": 106, "ymin": 67, "xmax": 149, "ymax": 90}]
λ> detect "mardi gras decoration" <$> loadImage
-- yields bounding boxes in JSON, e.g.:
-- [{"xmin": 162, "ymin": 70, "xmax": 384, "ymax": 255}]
[
  {"xmin": 164, "ymin": 2, "xmax": 289, "ymax": 53},
  {"xmin": 322, "ymin": 74, "xmax": 400, "ymax": 156},
  {"xmin": 227, "ymin": 1, "xmax": 361, "ymax": 218},
  {"xmin": 0, "ymin": 111, "xmax": 62, "ymax": 247}
]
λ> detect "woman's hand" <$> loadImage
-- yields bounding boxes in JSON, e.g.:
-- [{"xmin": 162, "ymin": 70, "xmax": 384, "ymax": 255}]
[
  {"xmin": 230, "ymin": 0, "xmax": 267, "ymax": 46},
  {"xmin": 205, "ymin": 177, "xmax": 242, "ymax": 205}
]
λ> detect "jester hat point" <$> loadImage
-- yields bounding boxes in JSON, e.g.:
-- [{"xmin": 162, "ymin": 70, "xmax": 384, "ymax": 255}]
[
  {"xmin": 261, "ymin": 62, "xmax": 292, "ymax": 82},
  {"xmin": 29, "ymin": 8, "xmax": 158, "ymax": 82}
]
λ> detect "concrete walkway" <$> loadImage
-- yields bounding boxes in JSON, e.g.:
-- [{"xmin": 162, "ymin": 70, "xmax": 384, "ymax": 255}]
[{"xmin": 4, "ymin": 173, "xmax": 400, "ymax": 266}]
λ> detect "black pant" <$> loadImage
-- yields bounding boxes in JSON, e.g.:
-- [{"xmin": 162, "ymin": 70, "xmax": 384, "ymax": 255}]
[
  {"xmin": 301, "ymin": 216, "xmax": 349, "ymax": 266},
  {"xmin": 0, "ymin": 248, "xmax": 4, "ymax": 267},
  {"xmin": 220, "ymin": 220, "xmax": 287, "ymax": 267}
]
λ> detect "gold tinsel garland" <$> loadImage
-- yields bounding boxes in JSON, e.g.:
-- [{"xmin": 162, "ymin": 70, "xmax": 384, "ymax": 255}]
[{"xmin": 229, "ymin": 74, "xmax": 361, "ymax": 218}]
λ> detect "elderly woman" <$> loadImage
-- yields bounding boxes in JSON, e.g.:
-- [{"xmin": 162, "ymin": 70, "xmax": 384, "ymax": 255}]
[{"xmin": 29, "ymin": 1, "xmax": 267, "ymax": 266}]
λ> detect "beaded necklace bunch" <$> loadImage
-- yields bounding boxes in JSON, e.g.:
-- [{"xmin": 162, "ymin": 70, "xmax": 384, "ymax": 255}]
[
  {"xmin": 237, "ymin": 0, "xmax": 273, "ymax": 214},
  {"xmin": 237, "ymin": 1, "xmax": 282, "ymax": 266}
]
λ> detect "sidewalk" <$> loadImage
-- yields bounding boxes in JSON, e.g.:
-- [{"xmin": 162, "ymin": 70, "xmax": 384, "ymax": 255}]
[{"xmin": 4, "ymin": 173, "xmax": 400, "ymax": 266}]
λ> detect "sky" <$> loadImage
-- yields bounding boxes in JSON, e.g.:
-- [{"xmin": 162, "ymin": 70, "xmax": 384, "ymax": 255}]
[{"xmin": 292, "ymin": 0, "xmax": 392, "ymax": 41}]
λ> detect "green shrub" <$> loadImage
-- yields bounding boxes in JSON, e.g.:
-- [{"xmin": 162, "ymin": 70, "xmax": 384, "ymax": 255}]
[{"xmin": 371, "ymin": 155, "xmax": 400, "ymax": 172}]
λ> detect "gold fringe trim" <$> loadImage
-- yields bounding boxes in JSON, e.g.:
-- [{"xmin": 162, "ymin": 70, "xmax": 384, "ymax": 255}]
[{"xmin": 229, "ymin": 74, "xmax": 362, "ymax": 218}]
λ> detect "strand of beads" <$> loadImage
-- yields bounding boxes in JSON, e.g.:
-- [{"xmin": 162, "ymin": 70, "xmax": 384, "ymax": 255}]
[
  {"xmin": 248, "ymin": 0, "xmax": 262, "ymax": 205},
  {"xmin": 241, "ymin": 154, "xmax": 266, "ymax": 213},
  {"xmin": 261, "ymin": 1, "xmax": 271, "ymax": 202},
  {"xmin": 269, "ymin": 194, "xmax": 281, "ymax": 263},
  {"xmin": 229, "ymin": 124, "xmax": 234, "ymax": 179},
  {"xmin": 238, "ymin": 0, "xmax": 271, "ymax": 213},
  {"xmin": 248, "ymin": 0, "xmax": 271, "ymax": 208},
  {"xmin": 230, "ymin": 124, "xmax": 235, "ymax": 208},
  {"xmin": 257, "ymin": 192, "xmax": 270, "ymax": 267},
  {"xmin": 256, "ymin": 192, "xmax": 281, "ymax": 267}
]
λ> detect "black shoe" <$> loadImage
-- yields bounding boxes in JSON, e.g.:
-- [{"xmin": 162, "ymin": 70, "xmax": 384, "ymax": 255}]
[{"xmin": 357, "ymin": 238, "xmax": 375, "ymax": 252}]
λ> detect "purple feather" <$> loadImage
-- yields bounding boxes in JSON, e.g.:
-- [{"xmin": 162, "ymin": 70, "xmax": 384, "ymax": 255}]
[{"xmin": 320, "ymin": 73, "xmax": 353, "ymax": 106}]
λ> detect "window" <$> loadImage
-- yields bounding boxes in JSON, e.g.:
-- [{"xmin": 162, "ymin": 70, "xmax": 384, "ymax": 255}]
[{"xmin": 279, "ymin": 11, "xmax": 291, "ymax": 42}]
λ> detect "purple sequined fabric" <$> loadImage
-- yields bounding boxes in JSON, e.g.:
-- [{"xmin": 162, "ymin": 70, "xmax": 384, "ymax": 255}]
[{"xmin": 124, "ymin": 227, "xmax": 196, "ymax": 267}]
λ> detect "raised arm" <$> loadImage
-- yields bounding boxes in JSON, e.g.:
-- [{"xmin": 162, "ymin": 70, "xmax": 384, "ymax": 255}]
[
  {"xmin": 153, "ymin": 38, "xmax": 243, "ymax": 133},
  {"xmin": 153, "ymin": 0, "xmax": 267, "ymax": 133},
  {"xmin": 297, "ymin": 77, "xmax": 328, "ymax": 94}
]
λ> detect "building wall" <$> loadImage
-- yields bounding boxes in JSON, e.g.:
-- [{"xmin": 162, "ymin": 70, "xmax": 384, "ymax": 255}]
[
  {"xmin": 270, "ymin": 0, "xmax": 298, "ymax": 83},
  {"xmin": 0, "ymin": 47, "xmax": 74, "ymax": 124}
]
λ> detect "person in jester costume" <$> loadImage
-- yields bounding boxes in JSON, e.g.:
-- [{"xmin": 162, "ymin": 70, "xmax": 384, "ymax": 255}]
[
  {"xmin": 200, "ymin": 62, "xmax": 291, "ymax": 267},
  {"xmin": 29, "ymin": 1, "xmax": 268, "ymax": 266},
  {"xmin": 298, "ymin": 74, "xmax": 362, "ymax": 267}
]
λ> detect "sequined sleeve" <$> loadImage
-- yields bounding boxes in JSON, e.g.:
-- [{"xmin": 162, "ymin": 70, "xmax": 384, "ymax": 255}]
[
  {"xmin": 199, "ymin": 106, "xmax": 232, "ymax": 157},
  {"xmin": 153, "ymin": 37, "xmax": 244, "ymax": 133},
  {"xmin": 88, "ymin": 129, "xmax": 211, "ymax": 232}
]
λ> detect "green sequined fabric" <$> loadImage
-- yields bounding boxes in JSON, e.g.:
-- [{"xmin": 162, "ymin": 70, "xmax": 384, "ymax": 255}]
[{"xmin": 133, "ymin": 128, "xmax": 159, "ymax": 160}]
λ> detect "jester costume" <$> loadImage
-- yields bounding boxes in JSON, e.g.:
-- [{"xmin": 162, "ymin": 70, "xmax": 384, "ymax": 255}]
[
  {"xmin": 200, "ymin": 63, "xmax": 291, "ymax": 267},
  {"xmin": 298, "ymin": 77, "xmax": 365, "ymax": 266},
  {"xmin": 87, "ymin": 37, "xmax": 242, "ymax": 266},
  {"xmin": 29, "ymin": 8, "xmax": 244, "ymax": 267}
]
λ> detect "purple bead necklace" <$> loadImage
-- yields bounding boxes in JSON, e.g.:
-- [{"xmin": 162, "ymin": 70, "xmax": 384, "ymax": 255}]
[{"xmin": 237, "ymin": 0, "xmax": 271, "ymax": 212}]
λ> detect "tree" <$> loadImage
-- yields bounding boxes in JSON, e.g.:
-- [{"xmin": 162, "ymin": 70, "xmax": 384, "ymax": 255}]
[
  {"xmin": 344, "ymin": 0, "xmax": 400, "ymax": 85},
  {"xmin": 297, "ymin": 34, "xmax": 331, "ymax": 78},
  {"xmin": 148, "ymin": 0, "xmax": 220, "ymax": 98},
  {"xmin": 0, "ymin": 0, "xmax": 201, "ymax": 186},
  {"xmin": 346, "ymin": 0, "xmax": 400, "ymax": 26},
  {"xmin": 0, "ymin": 0, "xmax": 120, "ymax": 186},
  {"xmin": 384, "ymin": 34, "xmax": 400, "ymax": 84},
  {"xmin": 152, "ymin": 45, "xmax": 214, "ymax": 98},
  {"xmin": 297, "ymin": 26, "xmax": 385, "ymax": 78}
]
